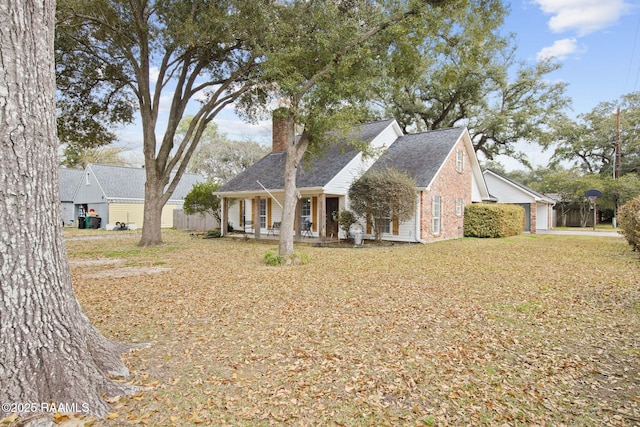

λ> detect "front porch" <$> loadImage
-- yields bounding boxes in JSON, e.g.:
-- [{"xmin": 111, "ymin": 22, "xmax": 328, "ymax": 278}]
[{"xmin": 219, "ymin": 192, "xmax": 344, "ymax": 241}]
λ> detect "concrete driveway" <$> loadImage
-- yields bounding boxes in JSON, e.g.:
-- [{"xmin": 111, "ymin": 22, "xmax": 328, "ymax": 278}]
[{"xmin": 537, "ymin": 229, "xmax": 623, "ymax": 237}]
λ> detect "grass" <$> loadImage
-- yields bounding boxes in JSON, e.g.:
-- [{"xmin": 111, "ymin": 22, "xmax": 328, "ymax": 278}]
[{"xmin": 62, "ymin": 230, "xmax": 640, "ymax": 426}]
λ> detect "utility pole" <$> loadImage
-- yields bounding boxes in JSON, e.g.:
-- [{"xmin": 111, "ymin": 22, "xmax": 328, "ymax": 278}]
[
  {"xmin": 613, "ymin": 106, "xmax": 622, "ymax": 228},
  {"xmin": 615, "ymin": 106, "xmax": 622, "ymax": 179}
]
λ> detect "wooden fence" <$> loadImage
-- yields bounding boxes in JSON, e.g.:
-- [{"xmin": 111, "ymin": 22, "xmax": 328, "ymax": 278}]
[{"xmin": 173, "ymin": 209, "xmax": 219, "ymax": 231}]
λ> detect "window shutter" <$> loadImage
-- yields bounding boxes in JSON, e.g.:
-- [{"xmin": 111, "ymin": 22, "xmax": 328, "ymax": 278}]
[
  {"xmin": 393, "ymin": 216, "xmax": 399, "ymax": 235},
  {"xmin": 267, "ymin": 198, "xmax": 272, "ymax": 228}
]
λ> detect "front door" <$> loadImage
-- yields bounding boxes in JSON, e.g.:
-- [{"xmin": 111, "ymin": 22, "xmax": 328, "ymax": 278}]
[{"xmin": 326, "ymin": 197, "xmax": 339, "ymax": 238}]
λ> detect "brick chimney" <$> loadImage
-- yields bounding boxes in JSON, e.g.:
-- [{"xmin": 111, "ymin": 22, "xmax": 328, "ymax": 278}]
[{"xmin": 272, "ymin": 108, "xmax": 294, "ymax": 152}]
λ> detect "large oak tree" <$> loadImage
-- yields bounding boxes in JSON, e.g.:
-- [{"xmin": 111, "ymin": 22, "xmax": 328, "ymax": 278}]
[
  {"xmin": 378, "ymin": 0, "xmax": 569, "ymax": 164},
  {"xmin": 1, "ymin": 0, "xmax": 140, "ymax": 423},
  {"xmin": 56, "ymin": 0, "xmax": 270, "ymax": 246},
  {"xmin": 551, "ymin": 92, "xmax": 640, "ymax": 176}
]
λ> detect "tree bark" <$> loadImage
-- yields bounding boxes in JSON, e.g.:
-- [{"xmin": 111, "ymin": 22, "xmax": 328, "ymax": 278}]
[
  {"xmin": 278, "ymin": 111, "xmax": 309, "ymax": 256},
  {"xmin": 138, "ymin": 165, "xmax": 166, "ymax": 247},
  {"xmin": 0, "ymin": 1, "xmax": 139, "ymax": 421}
]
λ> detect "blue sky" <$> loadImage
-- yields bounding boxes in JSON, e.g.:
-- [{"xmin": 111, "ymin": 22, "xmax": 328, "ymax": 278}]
[
  {"xmin": 116, "ymin": 0, "xmax": 640, "ymax": 170},
  {"xmin": 485, "ymin": 0, "xmax": 639, "ymax": 169}
]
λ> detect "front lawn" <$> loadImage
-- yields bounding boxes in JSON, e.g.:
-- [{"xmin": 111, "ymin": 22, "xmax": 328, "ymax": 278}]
[{"xmin": 65, "ymin": 232, "xmax": 640, "ymax": 426}]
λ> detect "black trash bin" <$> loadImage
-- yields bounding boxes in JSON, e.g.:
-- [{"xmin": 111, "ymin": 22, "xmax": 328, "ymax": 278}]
[
  {"xmin": 89, "ymin": 216, "xmax": 101, "ymax": 229},
  {"xmin": 78, "ymin": 216, "xmax": 86, "ymax": 229}
]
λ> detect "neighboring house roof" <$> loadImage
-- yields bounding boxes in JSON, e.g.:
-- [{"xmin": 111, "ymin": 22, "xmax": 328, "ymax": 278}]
[
  {"xmin": 217, "ymin": 119, "xmax": 397, "ymax": 193},
  {"xmin": 58, "ymin": 168, "xmax": 84, "ymax": 202},
  {"xmin": 483, "ymin": 169, "xmax": 555, "ymax": 204},
  {"xmin": 86, "ymin": 164, "xmax": 203, "ymax": 201}
]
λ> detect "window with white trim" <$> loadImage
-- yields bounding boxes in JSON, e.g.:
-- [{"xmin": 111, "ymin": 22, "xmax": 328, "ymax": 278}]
[
  {"xmin": 379, "ymin": 214, "xmax": 391, "ymax": 234},
  {"xmin": 456, "ymin": 150, "xmax": 464, "ymax": 173},
  {"xmin": 455, "ymin": 198, "xmax": 463, "ymax": 216},
  {"xmin": 301, "ymin": 197, "xmax": 311, "ymax": 222},
  {"xmin": 259, "ymin": 198, "xmax": 267, "ymax": 228},
  {"xmin": 432, "ymin": 196, "xmax": 441, "ymax": 234}
]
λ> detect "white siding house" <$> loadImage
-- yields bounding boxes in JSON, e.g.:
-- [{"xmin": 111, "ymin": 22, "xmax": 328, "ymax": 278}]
[
  {"xmin": 217, "ymin": 117, "xmax": 492, "ymax": 243},
  {"xmin": 483, "ymin": 169, "xmax": 555, "ymax": 232},
  {"xmin": 70, "ymin": 164, "xmax": 203, "ymax": 229}
]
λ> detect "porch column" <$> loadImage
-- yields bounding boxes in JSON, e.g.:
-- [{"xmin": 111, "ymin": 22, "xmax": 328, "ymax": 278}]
[
  {"xmin": 254, "ymin": 195, "xmax": 261, "ymax": 238},
  {"xmin": 295, "ymin": 199, "xmax": 302, "ymax": 240},
  {"xmin": 318, "ymin": 194, "xmax": 327, "ymax": 240},
  {"xmin": 221, "ymin": 197, "xmax": 229, "ymax": 236}
]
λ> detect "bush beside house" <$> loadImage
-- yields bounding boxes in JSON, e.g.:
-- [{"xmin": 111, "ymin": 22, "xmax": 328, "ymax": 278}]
[
  {"xmin": 618, "ymin": 196, "xmax": 640, "ymax": 252},
  {"xmin": 464, "ymin": 204, "xmax": 524, "ymax": 238}
]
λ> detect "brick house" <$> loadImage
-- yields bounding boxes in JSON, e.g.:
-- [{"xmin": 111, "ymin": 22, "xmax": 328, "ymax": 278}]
[
  {"xmin": 365, "ymin": 127, "xmax": 491, "ymax": 243},
  {"xmin": 215, "ymin": 118, "xmax": 491, "ymax": 243}
]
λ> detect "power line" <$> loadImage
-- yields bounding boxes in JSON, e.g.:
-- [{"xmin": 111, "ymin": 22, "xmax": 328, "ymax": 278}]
[{"xmin": 624, "ymin": 16, "xmax": 640, "ymax": 93}]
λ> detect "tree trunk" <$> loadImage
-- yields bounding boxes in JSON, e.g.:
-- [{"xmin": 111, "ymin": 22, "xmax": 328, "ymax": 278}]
[
  {"xmin": 0, "ymin": 1, "xmax": 139, "ymax": 422},
  {"xmin": 278, "ymin": 111, "xmax": 309, "ymax": 256},
  {"xmin": 138, "ymin": 168, "xmax": 165, "ymax": 247}
]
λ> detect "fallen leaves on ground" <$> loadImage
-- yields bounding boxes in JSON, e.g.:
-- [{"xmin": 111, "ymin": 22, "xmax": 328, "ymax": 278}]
[{"xmin": 63, "ymin": 230, "xmax": 640, "ymax": 426}]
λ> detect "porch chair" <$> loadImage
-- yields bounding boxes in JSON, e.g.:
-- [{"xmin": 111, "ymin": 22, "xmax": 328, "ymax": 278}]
[
  {"xmin": 267, "ymin": 221, "xmax": 281, "ymax": 236},
  {"xmin": 302, "ymin": 220, "xmax": 313, "ymax": 238}
]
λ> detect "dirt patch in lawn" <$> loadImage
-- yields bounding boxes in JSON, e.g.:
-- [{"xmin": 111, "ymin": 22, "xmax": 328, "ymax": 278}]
[
  {"xmin": 82, "ymin": 266, "xmax": 171, "ymax": 279},
  {"xmin": 68, "ymin": 258, "xmax": 171, "ymax": 279}
]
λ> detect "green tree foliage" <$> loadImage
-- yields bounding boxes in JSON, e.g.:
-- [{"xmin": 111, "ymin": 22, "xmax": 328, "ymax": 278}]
[
  {"xmin": 378, "ymin": 0, "xmax": 569, "ymax": 163},
  {"xmin": 348, "ymin": 168, "xmax": 416, "ymax": 241},
  {"xmin": 55, "ymin": 0, "xmax": 269, "ymax": 246},
  {"xmin": 178, "ymin": 116, "xmax": 268, "ymax": 183},
  {"xmin": 551, "ymin": 91, "xmax": 640, "ymax": 176},
  {"xmin": 236, "ymin": 0, "xmax": 454, "ymax": 255},
  {"xmin": 61, "ymin": 145, "xmax": 131, "ymax": 169},
  {"xmin": 183, "ymin": 181, "xmax": 222, "ymax": 223},
  {"xmin": 535, "ymin": 171, "xmax": 606, "ymax": 227}
]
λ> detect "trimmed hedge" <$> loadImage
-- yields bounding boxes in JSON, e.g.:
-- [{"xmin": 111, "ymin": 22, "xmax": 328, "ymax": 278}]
[
  {"xmin": 464, "ymin": 203, "xmax": 525, "ymax": 238},
  {"xmin": 618, "ymin": 196, "xmax": 640, "ymax": 252}
]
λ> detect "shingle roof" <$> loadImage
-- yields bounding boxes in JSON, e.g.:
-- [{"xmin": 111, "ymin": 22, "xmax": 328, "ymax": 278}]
[
  {"xmin": 217, "ymin": 119, "xmax": 396, "ymax": 192},
  {"xmin": 368, "ymin": 127, "xmax": 465, "ymax": 188},
  {"xmin": 58, "ymin": 168, "xmax": 84, "ymax": 202},
  {"xmin": 88, "ymin": 164, "xmax": 203, "ymax": 200}
]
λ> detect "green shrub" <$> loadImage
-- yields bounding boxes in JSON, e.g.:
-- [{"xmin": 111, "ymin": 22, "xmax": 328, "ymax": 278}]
[
  {"xmin": 264, "ymin": 250, "xmax": 282, "ymax": 266},
  {"xmin": 204, "ymin": 229, "xmax": 221, "ymax": 238},
  {"xmin": 263, "ymin": 251, "xmax": 310, "ymax": 266},
  {"xmin": 464, "ymin": 204, "xmax": 524, "ymax": 238},
  {"xmin": 337, "ymin": 209, "xmax": 358, "ymax": 240},
  {"xmin": 618, "ymin": 196, "xmax": 640, "ymax": 252}
]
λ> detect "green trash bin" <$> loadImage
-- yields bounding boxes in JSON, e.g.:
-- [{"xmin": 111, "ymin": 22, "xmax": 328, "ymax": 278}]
[{"xmin": 85, "ymin": 216, "xmax": 91, "ymax": 229}]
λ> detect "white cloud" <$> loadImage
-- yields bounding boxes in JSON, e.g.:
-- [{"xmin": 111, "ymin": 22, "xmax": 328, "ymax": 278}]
[
  {"xmin": 533, "ymin": 0, "xmax": 633, "ymax": 35},
  {"xmin": 536, "ymin": 38, "xmax": 580, "ymax": 61},
  {"xmin": 149, "ymin": 66, "xmax": 160, "ymax": 84}
]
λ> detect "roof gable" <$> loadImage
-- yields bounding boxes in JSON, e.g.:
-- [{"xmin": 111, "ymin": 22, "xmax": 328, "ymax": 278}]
[
  {"xmin": 58, "ymin": 168, "xmax": 84, "ymax": 201},
  {"xmin": 368, "ymin": 127, "xmax": 464, "ymax": 187},
  {"xmin": 483, "ymin": 169, "xmax": 555, "ymax": 204},
  {"xmin": 217, "ymin": 119, "xmax": 398, "ymax": 193}
]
